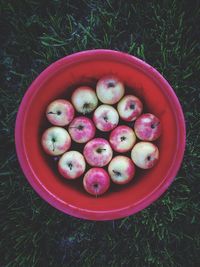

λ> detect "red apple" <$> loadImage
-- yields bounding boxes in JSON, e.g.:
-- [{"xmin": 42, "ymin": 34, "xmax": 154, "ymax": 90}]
[
  {"xmin": 108, "ymin": 155, "xmax": 135, "ymax": 184},
  {"xmin": 68, "ymin": 116, "xmax": 95, "ymax": 143},
  {"xmin": 131, "ymin": 141, "xmax": 159, "ymax": 169},
  {"xmin": 134, "ymin": 113, "xmax": 161, "ymax": 141},
  {"xmin": 93, "ymin": 104, "xmax": 119, "ymax": 132},
  {"xmin": 46, "ymin": 99, "xmax": 75, "ymax": 126},
  {"xmin": 117, "ymin": 95, "xmax": 143, "ymax": 121},
  {"xmin": 83, "ymin": 168, "xmax": 110, "ymax": 196},
  {"xmin": 83, "ymin": 138, "xmax": 113, "ymax": 167},
  {"xmin": 109, "ymin": 125, "xmax": 136, "ymax": 153}
]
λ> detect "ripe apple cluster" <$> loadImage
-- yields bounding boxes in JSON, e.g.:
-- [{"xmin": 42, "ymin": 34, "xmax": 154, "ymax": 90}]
[{"xmin": 41, "ymin": 75, "xmax": 161, "ymax": 196}]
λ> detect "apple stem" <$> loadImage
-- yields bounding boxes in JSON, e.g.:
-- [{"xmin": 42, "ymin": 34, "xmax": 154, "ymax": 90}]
[
  {"xmin": 151, "ymin": 122, "xmax": 160, "ymax": 129},
  {"xmin": 108, "ymin": 82, "xmax": 115, "ymax": 87},
  {"xmin": 77, "ymin": 125, "xmax": 84, "ymax": 130},
  {"xmin": 96, "ymin": 148, "xmax": 106, "ymax": 153},
  {"xmin": 52, "ymin": 141, "xmax": 55, "ymax": 151},
  {"xmin": 93, "ymin": 184, "xmax": 99, "ymax": 198},
  {"xmin": 120, "ymin": 136, "xmax": 126, "ymax": 141},
  {"xmin": 103, "ymin": 116, "xmax": 108, "ymax": 122},
  {"xmin": 51, "ymin": 137, "xmax": 56, "ymax": 151},
  {"xmin": 95, "ymin": 188, "xmax": 98, "ymax": 198},
  {"xmin": 68, "ymin": 162, "xmax": 73, "ymax": 170},
  {"xmin": 69, "ymin": 125, "xmax": 84, "ymax": 130},
  {"xmin": 83, "ymin": 103, "xmax": 91, "ymax": 113},
  {"xmin": 69, "ymin": 126, "xmax": 79, "ymax": 129},
  {"xmin": 147, "ymin": 156, "xmax": 151, "ymax": 161},
  {"xmin": 113, "ymin": 170, "xmax": 121, "ymax": 176}
]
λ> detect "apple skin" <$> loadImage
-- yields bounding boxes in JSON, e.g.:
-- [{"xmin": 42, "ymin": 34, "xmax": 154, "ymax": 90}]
[
  {"xmin": 46, "ymin": 99, "xmax": 75, "ymax": 126},
  {"xmin": 83, "ymin": 168, "xmax": 110, "ymax": 196},
  {"xmin": 96, "ymin": 75, "xmax": 125, "ymax": 104},
  {"xmin": 58, "ymin": 151, "xmax": 86, "ymax": 179},
  {"xmin": 134, "ymin": 113, "xmax": 161, "ymax": 141},
  {"xmin": 83, "ymin": 138, "xmax": 113, "ymax": 167},
  {"xmin": 93, "ymin": 104, "xmax": 119, "ymax": 132},
  {"xmin": 117, "ymin": 95, "xmax": 143, "ymax": 122},
  {"xmin": 68, "ymin": 116, "xmax": 96, "ymax": 143},
  {"xmin": 109, "ymin": 125, "xmax": 136, "ymax": 153},
  {"xmin": 71, "ymin": 86, "xmax": 98, "ymax": 114},
  {"xmin": 41, "ymin": 127, "xmax": 71, "ymax": 156},
  {"xmin": 131, "ymin": 141, "xmax": 159, "ymax": 169},
  {"xmin": 108, "ymin": 155, "xmax": 135, "ymax": 184}
]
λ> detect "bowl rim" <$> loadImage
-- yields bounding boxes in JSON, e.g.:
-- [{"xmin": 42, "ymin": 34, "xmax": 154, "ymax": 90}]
[{"xmin": 15, "ymin": 49, "xmax": 186, "ymax": 220}]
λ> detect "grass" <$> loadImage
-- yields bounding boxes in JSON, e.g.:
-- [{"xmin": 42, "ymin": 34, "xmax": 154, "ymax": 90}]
[{"xmin": 0, "ymin": 0, "xmax": 200, "ymax": 266}]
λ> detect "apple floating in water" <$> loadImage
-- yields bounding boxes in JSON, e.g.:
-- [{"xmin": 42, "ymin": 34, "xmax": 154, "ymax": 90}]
[
  {"xmin": 131, "ymin": 141, "xmax": 159, "ymax": 169},
  {"xmin": 109, "ymin": 125, "xmax": 136, "ymax": 153},
  {"xmin": 83, "ymin": 168, "xmax": 110, "ymax": 196},
  {"xmin": 83, "ymin": 138, "xmax": 113, "ymax": 167},
  {"xmin": 68, "ymin": 116, "xmax": 96, "ymax": 143},
  {"xmin": 108, "ymin": 155, "xmax": 135, "ymax": 184},
  {"xmin": 46, "ymin": 99, "xmax": 75, "ymax": 126},
  {"xmin": 117, "ymin": 95, "xmax": 143, "ymax": 121},
  {"xmin": 96, "ymin": 75, "xmax": 125, "ymax": 104},
  {"xmin": 41, "ymin": 127, "xmax": 71, "ymax": 156},
  {"xmin": 93, "ymin": 104, "xmax": 119, "ymax": 132},
  {"xmin": 134, "ymin": 113, "xmax": 161, "ymax": 141},
  {"xmin": 58, "ymin": 151, "xmax": 86, "ymax": 179},
  {"xmin": 71, "ymin": 86, "xmax": 98, "ymax": 114}
]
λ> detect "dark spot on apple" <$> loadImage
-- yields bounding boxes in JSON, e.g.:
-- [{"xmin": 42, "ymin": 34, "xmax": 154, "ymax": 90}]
[
  {"xmin": 83, "ymin": 103, "xmax": 90, "ymax": 109},
  {"xmin": 151, "ymin": 122, "xmax": 160, "ymax": 129},
  {"xmin": 57, "ymin": 110, "xmax": 61, "ymax": 115},
  {"xmin": 78, "ymin": 125, "xmax": 84, "ymax": 130},
  {"xmin": 103, "ymin": 116, "xmax": 108, "ymax": 122},
  {"xmin": 48, "ymin": 111, "xmax": 56, "ymax": 115},
  {"xmin": 108, "ymin": 82, "xmax": 115, "ymax": 87},
  {"xmin": 67, "ymin": 162, "xmax": 73, "ymax": 170},
  {"xmin": 147, "ymin": 156, "xmax": 151, "ymax": 161},
  {"xmin": 113, "ymin": 170, "xmax": 121, "ymax": 176},
  {"xmin": 93, "ymin": 183, "xmax": 99, "ymax": 189},
  {"xmin": 130, "ymin": 103, "xmax": 135, "ymax": 109},
  {"xmin": 120, "ymin": 136, "xmax": 126, "ymax": 141}
]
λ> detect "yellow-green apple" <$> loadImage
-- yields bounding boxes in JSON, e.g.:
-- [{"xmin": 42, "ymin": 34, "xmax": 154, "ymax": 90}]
[
  {"xmin": 131, "ymin": 141, "xmax": 159, "ymax": 169},
  {"xmin": 96, "ymin": 75, "xmax": 125, "ymax": 104},
  {"xmin": 71, "ymin": 86, "xmax": 98, "ymax": 114},
  {"xmin": 58, "ymin": 151, "xmax": 86, "ymax": 179},
  {"xmin": 41, "ymin": 127, "xmax": 71, "ymax": 156},
  {"xmin": 108, "ymin": 155, "xmax": 135, "ymax": 184}
]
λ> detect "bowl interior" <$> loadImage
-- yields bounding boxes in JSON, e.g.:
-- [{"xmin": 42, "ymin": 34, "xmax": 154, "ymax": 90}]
[{"xmin": 19, "ymin": 52, "xmax": 183, "ymax": 219}]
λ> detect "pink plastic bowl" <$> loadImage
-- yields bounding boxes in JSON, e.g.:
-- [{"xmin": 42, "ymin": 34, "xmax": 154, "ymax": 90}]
[{"xmin": 15, "ymin": 50, "xmax": 185, "ymax": 220}]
